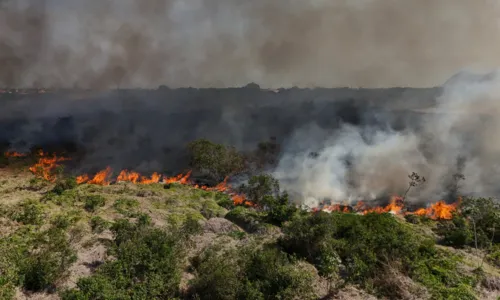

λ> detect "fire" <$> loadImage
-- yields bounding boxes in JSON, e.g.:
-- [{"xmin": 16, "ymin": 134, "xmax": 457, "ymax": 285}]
[
  {"xmin": 410, "ymin": 201, "xmax": 457, "ymax": 220},
  {"xmin": 164, "ymin": 171, "xmax": 192, "ymax": 184},
  {"xmin": 88, "ymin": 167, "xmax": 112, "ymax": 185},
  {"xmin": 139, "ymin": 172, "xmax": 161, "ymax": 184},
  {"xmin": 77, "ymin": 167, "xmax": 112, "ymax": 185},
  {"xmin": 76, "ymin": 174, "xmax": 89, "ymax": 184},
  {"xmin": 4, "ymin": 151, "xmax": 28, "ymax": 158},
  {"xmin": 24, "ymin": 149, "xmax": 458, "ymax": 216},
  {"xmin": 318, "ymin": 195, "xmax": 457, "ymax": 220},
  {"xmin": 117, "ymin": 170, "xmax": 140, "ymax": 183},
  {"xmin": 29, "ymin": 150, "xmax": 70, "ymax": 182}
]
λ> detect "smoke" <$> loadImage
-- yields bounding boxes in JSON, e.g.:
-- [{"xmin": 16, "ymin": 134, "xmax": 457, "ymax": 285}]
[
  {"xmin": 274, "ymin": 70, "xmax": 500, "ymax": 206},
  {"xmin": 2, "ymin": 0, "xmax": 500, "ymax": 88}
]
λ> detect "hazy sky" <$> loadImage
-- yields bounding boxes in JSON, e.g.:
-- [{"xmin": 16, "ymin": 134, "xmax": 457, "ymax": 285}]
[{"xmin": 1, "ymin": 0, "xmax": 500, "ymax": 88}]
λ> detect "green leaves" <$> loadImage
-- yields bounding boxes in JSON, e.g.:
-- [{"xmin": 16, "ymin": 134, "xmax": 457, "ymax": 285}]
[{"xmin": 187, "ymin": 139, "xmax": 245, "ymax": 182}]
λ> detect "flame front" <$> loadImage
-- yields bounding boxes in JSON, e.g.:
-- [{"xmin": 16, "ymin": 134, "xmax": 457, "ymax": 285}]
[
  {"xmin": 319, "ymin": 196, "xmax": 457, "ymax": 220},
  {"xmin": 4, "ymin": 151, "xmax": 28, "ymax": 158},
  {"xmin": 410, "ymin": 201, "xmax": 457, "ymax": 220},
  {"xmin": 117, "ymin": 170, "xmax": 140, "ymax": 183},
  {"xmin": 28, "ymin": 151, "xmax": 70, "ymax": 182},
  {"xmin": 22, "ymin": 149, "xmax": 460, "ymax": 217}
]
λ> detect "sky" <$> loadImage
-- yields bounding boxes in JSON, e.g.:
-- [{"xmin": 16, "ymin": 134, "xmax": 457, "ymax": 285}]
[{"xmin": 1, "ymin": 0, "xmax": 500, "ymax": 88}]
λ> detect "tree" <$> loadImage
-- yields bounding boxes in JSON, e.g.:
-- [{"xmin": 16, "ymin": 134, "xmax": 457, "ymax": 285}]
[
  {"xmin": 239, "ymin": 174, "xmax": 297, "ymax": 225},
  {"xmin": 402, "ymin": 172, "xmax": 426, "ymax": 205},
  {"xmin": 460, "ymin": 197, "xmax": 500, "ymax": 268},
  {"xmin": 187, "ymin": 139, "xmax": 245, "ymax": 182}
]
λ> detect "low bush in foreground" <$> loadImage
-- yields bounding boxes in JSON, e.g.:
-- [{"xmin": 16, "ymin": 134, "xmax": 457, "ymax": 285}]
[
  {"xmin": 0, "ymin": 225, "xmax": 77, "ymax": 295},
  {"xmin": 280, "ymin": 212, "xmax": 478, "ymax": 299},
  {"xmin": 61, "ymin": 217, "xmax": 201, "ymax": 299},
  {"xmin": 189, "ymin": 244, "xmax": 316, "ymax": 300}
]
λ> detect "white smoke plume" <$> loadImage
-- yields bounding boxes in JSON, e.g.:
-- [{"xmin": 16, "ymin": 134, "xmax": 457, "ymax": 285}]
[{"xmin": 274, "ymin": 71, "xmax": 500, "ymax": 206}]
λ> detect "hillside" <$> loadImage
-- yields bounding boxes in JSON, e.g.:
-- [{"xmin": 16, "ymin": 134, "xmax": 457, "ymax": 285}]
[{"xmin": 0, "ymin": 152, "xmax": 499, "ymax": 300}]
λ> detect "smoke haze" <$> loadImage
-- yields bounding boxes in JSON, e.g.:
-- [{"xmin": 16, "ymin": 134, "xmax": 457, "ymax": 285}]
[
  {"xmin": 274, "ymin": 71, "xmax": 500, "ymax": 206},
  {"xmin": 2, "ymin": 0, "xmax": 500, "ymax": 88}
]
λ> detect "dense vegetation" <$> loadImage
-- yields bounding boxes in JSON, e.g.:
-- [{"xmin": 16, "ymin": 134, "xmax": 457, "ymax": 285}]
[{"xmin": 0, "ymin": 143, "xmax": 499, "ymax": 299}]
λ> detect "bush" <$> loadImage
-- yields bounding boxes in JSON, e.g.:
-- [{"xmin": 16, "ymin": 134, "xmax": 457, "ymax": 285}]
[
  {"xmin": 10, "ymin": 199, "xmax": 44, "ymax": 225},
  {"xmin": 90, "ymin": 216, "xmax": 109, "ymax": 234},
  {"xmin": 460, "ymin": 197, "xmax": 500, "ymax": 247},
  {"xmin": 225, "ymin": 206, "xmax": 266, "ymax": 233},
  {"xmin": 52, "ymin": 177, "xmax": 78, "ymax": 195},
  {"xmin": 187, "ymin": 139, "xmax": 245, "ymax": 182},
  {"xmin": 113, "ymin": 198, "xmax": 139, "ymax": 217},
  {"xmin": 239, "ymin": 175, "xmax": 298, "ymax": 225},
  {"xmin": 19, "ymin": 227, "xmax": 77, "ymax": 291},
  {"xmin": 51, "ymin": 212, "xmax": 80, "ymax": 230},
  {"xmin": 280, "ymin": 212, "xmax": 478, "ymax": 298},
  {"xmin": 28, "ymin": 177, "xmax": 48, "ymax": 191},
  {"xmin": 83, "ymin": 195, "xmax": 106, "ymax": 212},
  {"xmin": 215, "ymin": 193, "xmax": 233, "ymax": 209},
  {"xmin": 61, "ymin": 217, "xmax": 193, "ymax": 299},
  {"xmin": 437, "ymin": 216, "xmax": 473, "ymax": 248},
  {"xmin": 486, "ymin": 244, "xmax": 500, "ymax": 267},
  {"xmin": 189, "ymin": 244, "xmax": 316, "ymax": 300},
  {"xmin": 200, "ymin": 200, "xmax": 226, "ymax": 219}
]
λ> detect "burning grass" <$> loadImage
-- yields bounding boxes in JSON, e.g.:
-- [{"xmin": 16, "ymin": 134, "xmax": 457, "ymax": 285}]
[
  {"xmin": 317, "ymin": 196, "xmax": 458, "ymax": 220},
  {"xmin": 5, "ymin": 149, "xmax": 460, "ymax": 219}
]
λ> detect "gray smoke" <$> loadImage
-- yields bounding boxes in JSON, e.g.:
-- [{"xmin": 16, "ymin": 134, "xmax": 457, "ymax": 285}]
[
  {"xmin": 2, "ymin": 0, "xmax": 500, "ymax": 88},
  {"xmin": 274, "ymin": 71, "xmax": 500, "ymax": 206}
]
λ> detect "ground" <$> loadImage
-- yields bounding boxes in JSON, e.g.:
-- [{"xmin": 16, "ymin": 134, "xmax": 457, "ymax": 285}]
[{"xmin": 0, "ymin": 164, "xmax": 499, "ymax": 300}]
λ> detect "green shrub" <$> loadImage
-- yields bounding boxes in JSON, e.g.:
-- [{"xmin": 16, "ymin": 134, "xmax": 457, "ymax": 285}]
[
  {"xmin": 187, "ymin": 139, "xmax": 245, "ymax": 182},
  {"xmin": 62, "ymin": 218, "xmax": 193, "ymax": 299},
  {"xmin": 113, "ymin": 197, "xmax": 139, "ymax": 217},
  {"xmin": 52, "ymin": 177, "xmax": 78, "ymax": 195},
  {"xmin": 280, "ymin": 212, "xmax": 478, "ymax": 298},
  {"xmin": 460, "ymin": 197, "xmax": 500, "ymax": 247},
  {"xmin": 83, "ymin": 195, "xmax": 106, "ymax": 212},
  {"xmin": 0, "ymin": 281, "xmax": 15, "ymax": 300},
  {"xmin": 51, "ymin": 212, "xmax": 80, "ymax": 230},
  {"xmin": 137, "ymin": 213, "xmax": 152, "ymax": 227},
  {"xmin": 239, "ymin": 174, "xmax": 298, "ymax": 225},
  {"xmin": 228, "ymin": 230, "xmax": 246, "ymax": 240},
  {"xmin": 90, "ymin": 216, "xmax": 109, "ymax": 234},
  {"xmin": 215, "ymin": 193, "xmax": 233, "ymax": 209},
  {"xmin": 225, "ymin": 206, "xmax": 266, "ymax": 233},
  {"xmin": 10, "ymin": 199, "xmax": 44, "ymax": 225},
  {"xmin": 28, "ymin": 177, "xmax": 48, "ymax": 191},
  {"xmin": 411, "ymin": 251, "xmax": 477, "ymax": 299},
  {"xmin": 19, "ymin": 227, "xmax": 77, "ymax": 291},
  {"xmin": 486, "ymin": 244, "xmax": 500, "ymax": 267},
  {"xmin": 189, "ymin": 244, "xmax": 316, "ymax": 300},
  {"xmin": 437, "ymin": 216, "xmax": 473, "ymax": 248},
  {"xmin": 200, "ymin": 200, "xmax": 226, "ymax": 219}
]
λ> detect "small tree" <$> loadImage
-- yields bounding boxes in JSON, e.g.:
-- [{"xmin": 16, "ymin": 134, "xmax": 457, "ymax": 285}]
[
  {"xmin": 239, "ymin": 174, "xmax": 296, "ymax": 225},
  {"xmin": 187, "ymin": 139, "xmax": 245, "ymax": 182},
  {"xmin": 402, "ymin": 172, "xmax": 426, "ymax": 205},
  {"xmin": 460, "ymin": 197, "xmax": 500, "ymax": 268}
]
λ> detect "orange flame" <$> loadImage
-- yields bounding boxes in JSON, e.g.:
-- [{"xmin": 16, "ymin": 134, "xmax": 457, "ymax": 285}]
[
  {"xmin": 29, "ymin": 151, "xmax": 70, "ymax": 182},
  {"xmin": 409, "ymin": 201, "xmax": 457, "ymax": 220},
  {"xmin": 87, "ymin": 167, "xmax": 112, "ymax": 186},
  {"xmin": 318, "ymin": 195, "xmax": 456, "ymax": 220},
  {"xmin": 164, "ymin": 171, "xmax": 192, "ymax": 184},
  {"xmin": 76, "ymin": 174, "xmax": 89, "ymax": 184},
  {"xmin": 4, "ymin": 151, "xmax": 27, "ymax": 158},
  {"xmin": 139, "ymin": 172, "xmax": 161, "ymax": 184},
  {"xmin": 117, "ymin": 170, "xmax": 140, "ymax": 183}
]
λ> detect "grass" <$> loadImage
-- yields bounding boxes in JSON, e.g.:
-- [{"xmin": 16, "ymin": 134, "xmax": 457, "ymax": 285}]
[{"xmin": 0, "ymin": 164, "xmax": 498, "ymax": 300}]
